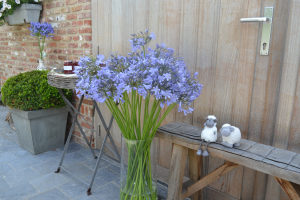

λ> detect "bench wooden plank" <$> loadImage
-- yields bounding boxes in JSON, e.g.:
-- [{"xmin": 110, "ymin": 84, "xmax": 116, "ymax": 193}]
[
  {"xmin": 274, "ymin": 177, "xmax": 300, "ymax": 200},
  {"xmin": 156, "ymin": 123, "xmax": 300, "ymax": 185},
  {"xmin": 181, "ymin": 162, "xmax": 239, "ymax": 199}
]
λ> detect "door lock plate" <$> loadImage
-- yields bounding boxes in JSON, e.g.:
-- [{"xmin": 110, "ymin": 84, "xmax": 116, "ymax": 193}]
[{"xmin": 260, "ymin": 7, "xmax": 273, "ymax": 55}]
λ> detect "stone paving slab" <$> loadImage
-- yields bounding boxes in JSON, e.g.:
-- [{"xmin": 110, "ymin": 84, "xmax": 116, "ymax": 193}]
[{"xmin": 0, "ymin": 106, "xmax": 171, "ymax": 200}]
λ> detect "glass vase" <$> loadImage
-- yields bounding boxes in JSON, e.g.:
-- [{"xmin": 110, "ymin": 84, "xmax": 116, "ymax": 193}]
[
  {"xmin": 36, "ymin": 59, "xmax": 46, "ymax": 70},
  {"xmin": 120, "ymin": 136, "xmax": 158, "ymax": 200}
]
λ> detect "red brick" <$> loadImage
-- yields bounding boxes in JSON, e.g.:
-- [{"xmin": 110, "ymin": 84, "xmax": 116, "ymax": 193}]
[
  {"xmin": 47, "ymin": 43, "xmax": 57, "ymax": 48},
  {"xmin": 33, "ymin": 54, "xmax": 40, "ymax": 58},
  {"xmin": 66, "ymin": 0, "xmax": 77, "ymax": 5},
  {"xmin": 58, "ymin": 55, "xmax": 67, "ymax": 60},
  {"xmin": 53, "ymin": 36, "xmax": 61, "ymax": 41},
  {"xmin": 57, "ymin": 29, "xmax": 66, "ymax": 34},
  {"xmin": 79, "ymin": 27, "xmax": 92, "ymax": 34},
  {"xmin": 67, "ymin": 28, "xmax": 77, "ymax": 34},
  {"xmin": 33, "ymin": 42, "xmax": 39, "ymax": 46},
  {"xmin": 68, "ymin": 43, "xmax": 78, "ymax": 48},
  {"xmin": 84, "ymin": 35, "xmax": 92, "ymax": 41},
  {"xmin": 59, "ymin": 22, "xmax": 71, "ymax": 28},
  {"xmin": 80, "ymin": 43, "xmax": 91, "ymax": 48},
  {"xmin": 61, "ymin": 7, "xmax": 70, "ymax": 13},
  {"xmin": 83, "ymin": 99, "xmax": 93, "ymax": 105},
  {"xmin": 53, "ymin": 49, "xmax": 62, "ymax": 54},
  {"xmin": 58, "ymin": 43, "xmax": 67, "ymax": 48},
  {"xmin": 46, "ymin": 17, "xmax": 55, "ymax": 22},
  {"xmin": 63, "ymin": 49, "xmax": 72, "ymax": 54},
  {"xmin": 84, "ymin": 20, "xmax": 91, "ymax": 26},
  {"xmin": 71, "ymin": 5, "xmax": 82, "ymax": 12},
  {"xmin": 72, "ymin": 21, "xmax": 83, "ymax": 26},
  {"xmin": 49, "ymin": 55, "xmax": 58, "ymax": 60},
  {"xmin": 67, "ymin": 13, "xmax": 77, "ymax": 20},
  {"xmin": 62, "ymin": 36, "xmax": 72, "ymax": 41},
  {"xmin": 73, "ymin": 36, "xmax": 79, "ymax": 41},
  {"xmin": 46, "ymin": 3, "xmax": 52, "ymax": 9},
  {"xmin": 30, "ymin": 58, "xmax": 37, "ymax": 63},
  {"xmin": 73, "ymin": 50, "xmax": 83, "ymax": 55},
  {"xmin": 83, "ymin": 4, "xmax": 91, "ymax": 10},
  {"xmin": 78, "ymin": 12, "xmax": 91, "ymax": 19},
  {"xmin": 55, "ymin": 1, "xmax": 64, "ymax": 7}
]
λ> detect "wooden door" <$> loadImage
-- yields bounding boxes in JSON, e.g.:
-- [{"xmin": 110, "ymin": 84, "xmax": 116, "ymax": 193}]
[{"xmin": 91, "ymin": 0, "xmax": 300, "ymax": 199}]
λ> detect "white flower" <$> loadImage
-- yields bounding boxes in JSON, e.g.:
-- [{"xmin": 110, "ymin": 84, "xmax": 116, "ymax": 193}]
[
  {"xmin": 34, "ymin": 0, "xmax": 39, "ymax": 2},
  {"xmin": 0, "ymin": 0, "xmax": 3, "ymax": 2},
  {"xmin": 0, "ymin": 13, "xmax": 2, "ymax": 17},
  {"xmin": 15, "ymin": 0, "xmax": 20, "ymax": 4},
  {"xmin": 7, "ymin": 4, "xmax": 11, "ymax": 9}
]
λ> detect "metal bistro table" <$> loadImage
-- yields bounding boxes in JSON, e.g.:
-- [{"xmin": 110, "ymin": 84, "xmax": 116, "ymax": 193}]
[{"xmin": 47, "ymin": 72, "xmax": 121, "ymax": 195}]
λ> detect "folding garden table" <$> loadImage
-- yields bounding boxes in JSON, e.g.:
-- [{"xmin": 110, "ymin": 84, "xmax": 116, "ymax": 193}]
[{"xmin": 47, "ymin": 72, "xmax": 121, "ymax": 195}]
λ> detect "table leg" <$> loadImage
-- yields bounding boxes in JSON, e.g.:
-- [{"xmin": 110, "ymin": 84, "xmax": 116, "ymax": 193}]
[{"xmin": 55, "ymin": 92, "xmax": 84, "ymax": 173}]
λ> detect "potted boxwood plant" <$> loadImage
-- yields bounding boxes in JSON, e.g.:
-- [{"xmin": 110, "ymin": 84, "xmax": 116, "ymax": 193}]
[
  {"xmin": 1, "ymin": 70, "xmax": 72, "ymax": 154},
  {"xmin": 0, "ymin": 0, "xmax": 42, "ymax": 26}
]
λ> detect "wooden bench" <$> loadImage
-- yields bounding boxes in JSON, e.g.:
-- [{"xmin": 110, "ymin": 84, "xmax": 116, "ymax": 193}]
[{"xmin": 156, "ymin": 122, "xmax": 300, "ymax": 200}]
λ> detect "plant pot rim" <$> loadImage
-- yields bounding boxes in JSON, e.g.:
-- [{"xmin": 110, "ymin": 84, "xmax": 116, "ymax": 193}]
[
  {"xmin": 8, "ymin": 106, "xmax": 68, "ymax": 120},
  {"xmin": 17, "ymin": 3, "xmax": 42, "ymax": 10}
]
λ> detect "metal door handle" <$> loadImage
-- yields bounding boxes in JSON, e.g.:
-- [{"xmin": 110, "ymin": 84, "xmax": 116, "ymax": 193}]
[
  {"xmin": 240, "ymin": 17, "xmax": 270, "ymax": 23},
  {"xmin": 240, "ymin": 7, "xmax": 274, "ymax": 55}
]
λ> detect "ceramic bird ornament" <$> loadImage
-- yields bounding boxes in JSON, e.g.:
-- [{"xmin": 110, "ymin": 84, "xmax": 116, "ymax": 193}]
[
  {"xmin": 196, "ymin": 115, "xmax": 217, "ymax": 156},
  {"xmin": 220, "ymin": 124, "xmax": 241, "ymax": 148}
]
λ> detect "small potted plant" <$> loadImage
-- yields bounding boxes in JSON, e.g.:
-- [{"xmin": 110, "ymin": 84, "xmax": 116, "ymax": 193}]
[
  {"xmin": 1, "ymin": 70, "xmax": 72, "ymax": 155},
  {"xmin": 29, "ymin": 22, "xmax": 54, "ymax": 70},
  {"xmin": 0, "ymin": 0, "xmax": 42, "ymax": 26}
]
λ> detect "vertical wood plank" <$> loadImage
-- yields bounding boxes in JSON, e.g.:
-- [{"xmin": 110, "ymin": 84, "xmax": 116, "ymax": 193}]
[
  {"xmin": 167, "ymin": 144, "xmax": 188, "ymax": 200},
  {"xmin": 193, "ymin": 0, "xmax": 220, "ymax": 127},
  {"xmin": 95, "ymin": 0, "xmax": 114, "ymax": 150},
  {"xmin": 246, "ymin": 0, "xmax": 290, "ymax": 199},
  {"xmin": 267, "ymin": 1, "xmax": 299, "ymax": 200},
  {"xmin": 272, "ymin": 0, "xmax": 300, "ymax": 151},
  {"xmin": 176, "ymin": 0, "xmax": 199, "ymax": 125},
  {"xmin": 158, "ymin": 0, "xmax": 181, "ymax": 170},
  {"xmin": 91, "ymin": 0, "xmax": 98, "ymax": 55},
  {"xmin": 193, "ymin": 0, "xmax": 220, "ymax": 191},
  {"xmin": 134, "ymin": 0, "xmax": 149, "ymax": 33},
  {"xmin": 209, "ymin": 0, "xmax": 243, "ymax": 197},
  {"xmin": 236, "ymin": 0, "xmax": 262, "ymax": 198},
  {"xmin": 189, "ymin": 149, "xmax": 203, "ymax": 200}
]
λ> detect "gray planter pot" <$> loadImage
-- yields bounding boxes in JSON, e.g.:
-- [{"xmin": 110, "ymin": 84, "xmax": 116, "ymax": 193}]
[
  {"xmin": 9, "ymin": 107, "xmax": 68, "ymax": 155},
  {"xmin": 4, "ymin": 3, "xmax": 42, "ymax": 26}
]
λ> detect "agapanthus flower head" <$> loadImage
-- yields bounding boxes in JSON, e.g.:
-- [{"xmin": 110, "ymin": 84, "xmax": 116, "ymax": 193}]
[
  {"xmin": 28, "ymin": 22, "xmax": 54, "ymax": 38},
  {"xmin": 75, "ymin": 30, "xmax": 203, "ymax": 115},
  {"xmin": 129, "ymin": 29, "xmax": 156, "ymax": 52}
]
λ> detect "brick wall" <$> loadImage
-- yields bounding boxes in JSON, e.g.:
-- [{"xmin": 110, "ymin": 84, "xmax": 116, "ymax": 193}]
[{"xmin": 0, "ymin": 0, "xmax": 95, "ymax": 148}]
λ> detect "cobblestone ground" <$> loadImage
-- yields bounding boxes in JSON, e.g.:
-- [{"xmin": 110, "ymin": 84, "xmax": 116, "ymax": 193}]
[{"xmin": 0, "ymin": 106, "xmax": 170, "ymax": 200}]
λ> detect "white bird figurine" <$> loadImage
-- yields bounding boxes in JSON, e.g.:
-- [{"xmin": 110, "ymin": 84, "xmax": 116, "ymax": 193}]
[{"xmin": 196, "ymin": 115, "xmax": 217, "ymax": 156}]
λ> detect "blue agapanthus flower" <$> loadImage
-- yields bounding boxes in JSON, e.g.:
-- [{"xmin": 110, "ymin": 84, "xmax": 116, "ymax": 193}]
[
  {"xmin": 75, "ymin": 31, "xmax": 203, "ymax": 115},
  {"xmin": 28, "ymin": 22, "xmax": 54, "ymax": 38}
]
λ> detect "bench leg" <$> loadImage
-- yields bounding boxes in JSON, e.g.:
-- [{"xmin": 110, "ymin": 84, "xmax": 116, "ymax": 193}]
[
  {"xmin": 167, "ymin": 144, "xmax": 188, "ymax": 200},
  {"xmin": 188, "ymin": 149, "xmax": 203, "ymax": 200},
  {"xmin": 274, "ymin": 177, "xmax": 300, "ymax": 200}
]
